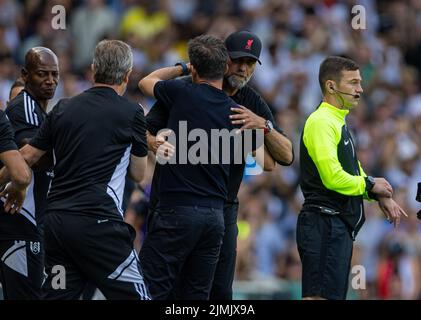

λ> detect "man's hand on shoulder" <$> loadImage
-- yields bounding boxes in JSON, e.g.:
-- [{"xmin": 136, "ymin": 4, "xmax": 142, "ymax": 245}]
[{"xmin": 230, "ymin": 105, "xmax": 266, "ymax": 132}]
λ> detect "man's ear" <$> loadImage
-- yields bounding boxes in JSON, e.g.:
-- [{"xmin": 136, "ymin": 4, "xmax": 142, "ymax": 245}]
[
  {"xmin": 224, "ymin": 63, "xmax": 229, "ymax": 75},
  {"xmin": 326, "ymin": 80, "xmax": 335, "ymax": 94},
  {"xmin": 124, "ymin": 69, "xmax": 132, "ymax": 84}
]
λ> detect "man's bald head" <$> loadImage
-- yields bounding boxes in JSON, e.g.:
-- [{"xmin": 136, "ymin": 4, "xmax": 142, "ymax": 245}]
[
  {"xmin": 24, "ymin": 47, "xmax": 58, "ymax": 72},
  {"xmin": 22, "ymin": 47, "xmax": 59, "ymax": 109}
]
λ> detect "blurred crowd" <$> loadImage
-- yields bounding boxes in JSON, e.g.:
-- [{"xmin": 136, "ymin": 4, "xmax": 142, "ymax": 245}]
[{"xmin": 0, "ymin": 0, "xmax": 420, "ymax": 300}]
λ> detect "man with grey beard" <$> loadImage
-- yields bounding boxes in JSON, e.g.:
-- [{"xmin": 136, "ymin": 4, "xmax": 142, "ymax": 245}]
[{"xmin": 146, "ymin": 30, "xmax": 294, "ymax": 300}]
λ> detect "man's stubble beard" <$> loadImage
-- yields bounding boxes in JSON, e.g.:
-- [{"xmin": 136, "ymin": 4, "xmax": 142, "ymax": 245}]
[{"xmin": 225, "ymin": 74, "xmax": 251, "ymax": 90}]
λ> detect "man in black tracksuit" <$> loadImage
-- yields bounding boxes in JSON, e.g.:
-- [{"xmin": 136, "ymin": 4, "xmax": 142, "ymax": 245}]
[
  {"xmin": 0, "ymin": 47, "xmax": 58, "ymax": 299},
  {"xmin": 145, "ymin": 31, "xmax": 294, "ymax": 300}
]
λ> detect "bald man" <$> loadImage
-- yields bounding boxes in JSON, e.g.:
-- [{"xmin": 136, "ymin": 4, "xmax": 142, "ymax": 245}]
[{"xmin": 0, "ymin": 47, "xmax": 59, "ymax": 299}]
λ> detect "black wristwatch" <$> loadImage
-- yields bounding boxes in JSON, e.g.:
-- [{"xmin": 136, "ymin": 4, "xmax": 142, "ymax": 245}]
[
  {"xmin": 264, "ymin": 120, "xmax": 274, "ymax": 135},
  {"xmin": 365, "ymin": 176, "xmax": 375, "ymax": 192}
]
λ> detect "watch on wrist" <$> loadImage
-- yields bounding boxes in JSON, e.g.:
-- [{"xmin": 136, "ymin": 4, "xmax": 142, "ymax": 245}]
[
  {"xmin": 264, "ymin": 120, "xmax": 274, "ymax": 135},
  {"xmin": 365, "ymin": 176, "xmax": 375, "ymax": 192}
]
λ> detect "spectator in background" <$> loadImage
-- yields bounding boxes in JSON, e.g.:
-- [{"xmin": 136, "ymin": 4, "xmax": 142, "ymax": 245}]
[{"xmin": 71, "ymin": 0, "xmax": 117, "ymax": 71}]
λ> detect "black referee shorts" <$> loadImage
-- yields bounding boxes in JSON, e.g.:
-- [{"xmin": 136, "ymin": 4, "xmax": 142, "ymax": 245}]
[
  {"xmin": 42, "ymin": 212, "xmax": 150, "ymax": 300},
  {"xmin": 296, "ymin": 210, "xmax": 353, "ymax": 300}
]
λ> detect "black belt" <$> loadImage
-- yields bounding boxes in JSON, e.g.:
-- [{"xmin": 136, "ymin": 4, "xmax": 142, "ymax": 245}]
[{"xmin": 304, "ymin": 204, "xmax": 340, "ymax": 216}]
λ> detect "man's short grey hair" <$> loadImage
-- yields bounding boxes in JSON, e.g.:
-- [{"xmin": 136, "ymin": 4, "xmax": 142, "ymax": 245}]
[{"xmin": 93, "ymin": 40, "xmax": 133, "ymax": 85}]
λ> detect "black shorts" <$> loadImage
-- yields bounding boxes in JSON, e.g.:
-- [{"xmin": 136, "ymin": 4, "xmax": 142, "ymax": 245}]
[
  {"xmin": 296, "ymin": 210, "xmax": 353, "ymax": 300},
  {"xmin": 0, "ymin": 239, "xmax": 44, "ymax": 299},
  {"xmin": 42, "ymin": 212, "xmax": 150, "ymax": 300}
]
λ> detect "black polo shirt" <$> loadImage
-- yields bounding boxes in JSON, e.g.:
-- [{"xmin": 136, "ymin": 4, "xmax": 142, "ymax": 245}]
[
  {"xmin": 29, "ymin": 86, "xmax": 148, "ymax": 221},
  {"xmin": 147, "ymin": 82, "xmax": 284, "ymax": 209},
  {"xmin": 153, "ymin": 79, "xmax": 237, "ymax": 209}
]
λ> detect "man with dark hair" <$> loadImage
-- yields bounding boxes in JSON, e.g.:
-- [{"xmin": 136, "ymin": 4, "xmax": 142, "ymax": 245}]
[
  {"xmin": 145, "ymin": 30, "xmax": 293, "ymax": 300},
  {"xmin": 138, "ymin": 34, "xmax": 269, "ymax": 300},
  {"xmin": 187, "ymin": 36, "xmax": 229, "ymax": 80},
  {"xmin": 297, "ymin": 55, "xmax": 407, "ymax": 300},
  {"xmin": 1, "ymin": 40, "xmax": 150, "ymax": 300},
  {"xmin": 318, "ymin": 56, "xmax": 360, "ymax": 95},
  {"xmin": 0, "ymin": 47, "xmax": 58, "ymax": 300}
]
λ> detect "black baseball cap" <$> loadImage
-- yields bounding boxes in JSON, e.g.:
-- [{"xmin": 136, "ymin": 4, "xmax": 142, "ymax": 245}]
[{"xmin": 225, "ymin": 31, "xmax": 262, "ymax": 64}]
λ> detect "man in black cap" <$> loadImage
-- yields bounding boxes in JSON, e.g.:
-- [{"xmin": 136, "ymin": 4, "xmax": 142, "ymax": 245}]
[{"xmin": 146, "ymin": 30, "xmax": 294, "ymax": 300}]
